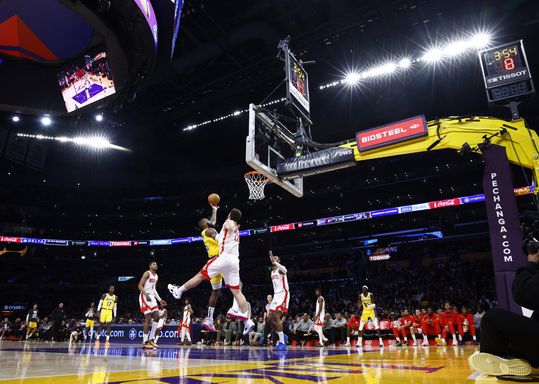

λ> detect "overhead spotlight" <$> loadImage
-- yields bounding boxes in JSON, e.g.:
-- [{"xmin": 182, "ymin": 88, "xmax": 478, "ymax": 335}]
[
  {"xmin": 470, "ymin": 32, "xmax": 491, "ymax": 48},
  {"xmin": 73, "ymin": 136, "xmax": 111, "ymax": 150},
  {"xmin": 442, "ymin": 40, "xmax": 469, "ymax": 57},
  {"xmin": 40, "ymin": 116, "xmax": 52, "ymax": 126},
  {"xmin": 11, "ymin": 115, "xmax": 20, "ymax": 122},
  {"xmin": 422, "ymin": 48, "xmax": 443, "ymax": 63},
  {"xmin": 81, "ymin": 255, "xmax": 86, "ymax": 260},
  {"xmin": 95, "ymin": 114, "xmax": 103, "ymax": 122},
  {"xmin": 233, "ymin": 111, "xmax": 241, "ymax": 116},
  {"xmin": 398, "ymin": 58, "xmax": 412, "ymax": 69},
  {"xmin": 344, "ymin": 72, "xmax": 361, "ymax": 85}
]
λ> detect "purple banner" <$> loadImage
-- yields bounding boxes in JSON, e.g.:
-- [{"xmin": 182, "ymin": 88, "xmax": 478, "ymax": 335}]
[{"xmin": 482, "ymin": 144, "xmax": 526, "ymax": 313}]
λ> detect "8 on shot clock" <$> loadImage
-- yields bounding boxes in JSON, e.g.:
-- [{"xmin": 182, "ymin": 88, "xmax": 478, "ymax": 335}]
[{"xmin": 479, "ymin": 40, "xmax": 534, "ymax": 103}]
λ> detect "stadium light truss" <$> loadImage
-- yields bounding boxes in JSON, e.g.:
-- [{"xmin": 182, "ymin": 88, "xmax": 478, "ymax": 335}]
[
  {"xmin": 17, "ymin": 133, "xmax": 130, "ymax": 152},
  {"xmin": 181, "ymin": 31, "xmax": 492, "ymax": 131}
]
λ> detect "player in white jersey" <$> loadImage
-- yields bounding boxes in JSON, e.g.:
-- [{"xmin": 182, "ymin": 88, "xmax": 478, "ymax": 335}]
[
  {"xmin": 314, "ymin": 288, "xmax": 328, "ymax": 347},
  {"xmin": 154, "ymin": 306, "xmax": 167, "ymax": 344},
  {"xmin": 168, "ymin": 209, "xmax": 251, "ymax": 328},
  {"xmin": 180, "ymin": 298, "xmax": 193, "ymax": 344},
  {"xmin": 266, "ymin": 251, "xmax": 290, "ymax": 351},
  {"xmin": 138, "ymin": 261, "xmax": 167, "ymax": 349}
]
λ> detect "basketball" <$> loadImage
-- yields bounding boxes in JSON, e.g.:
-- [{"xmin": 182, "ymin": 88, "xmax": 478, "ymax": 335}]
[{"xmin": 208, "ymin": 193, "xmax": 220, "ymax": 206}]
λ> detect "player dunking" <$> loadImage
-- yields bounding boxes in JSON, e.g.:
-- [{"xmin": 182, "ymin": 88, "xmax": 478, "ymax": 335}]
[
  {"xmin": 168, "ymin": 209, "xmax": 252, "ymax": 323},
  {"xmin": 266, "ymin": 251, "xmax": 289, "ymax": 351},
  {"xmin": 314, "ymin": 288, "xmax": 328, "ymax": 347},
  {"xmin": 95, "ymin": 286, "xmax": 117, "ymax": 344},
  {"xmin": 357, "ymin": 285, "xmax": 384, "ymax": 349},
  {"xmin": 138, "ymin": 261, "xmax": 167, "ymax": 349}
]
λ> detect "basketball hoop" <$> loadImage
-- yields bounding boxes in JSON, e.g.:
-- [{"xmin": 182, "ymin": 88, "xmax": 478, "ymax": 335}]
[{"xmin": 244, "ymin": 171, "xmax": 270, "ymax": 200}]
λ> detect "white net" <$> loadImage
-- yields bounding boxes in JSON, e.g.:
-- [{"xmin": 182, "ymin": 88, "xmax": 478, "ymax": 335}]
[{"xmin": 244, "ymin": 171, "xmax": 270, "ymax": 200}]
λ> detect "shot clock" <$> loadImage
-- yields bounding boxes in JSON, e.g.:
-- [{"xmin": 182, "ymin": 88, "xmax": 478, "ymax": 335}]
[{"xmin": 479, "ymin": 40, "xmax": 534, "ymax": 103}]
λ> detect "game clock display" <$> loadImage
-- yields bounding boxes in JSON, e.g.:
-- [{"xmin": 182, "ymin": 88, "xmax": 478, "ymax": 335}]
[{"xmin": 479, "ymin": 40, "xmax": 534, "ymax": 103}]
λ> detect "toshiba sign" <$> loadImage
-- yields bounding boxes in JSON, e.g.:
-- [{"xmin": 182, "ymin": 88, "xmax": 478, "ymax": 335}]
[{"xmin": 356, "ymin": 115, "xmax": 427, "ymax": 152}]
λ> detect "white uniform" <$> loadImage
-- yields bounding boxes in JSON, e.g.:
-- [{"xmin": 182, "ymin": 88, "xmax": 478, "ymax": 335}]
[
  {"xmin": 315, "ymin": 296, "xmax": 325, "ymax": 327},
  {"xmin": 180, "ymin": 305, "xmax": 191, "ymax": 342},
  {"xmin": 268, "ymin": 268, "xmax": 289, "ymax": 313},
  {"xmin": 139, "ymin": 270, "xmax": 159, "ymax": 314},
  {"xmin": 201, "ymin": 219, "xmax": 241, "ymax": 288},
  {"xmin": 157, "ymin": 309, "xmax": 167, "ymax": 329}
]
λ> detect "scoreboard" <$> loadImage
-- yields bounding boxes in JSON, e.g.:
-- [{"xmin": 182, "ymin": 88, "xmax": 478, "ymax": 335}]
[{"xmin": 479, "ymin": 40, "xmax": 534, "ymax": 103}]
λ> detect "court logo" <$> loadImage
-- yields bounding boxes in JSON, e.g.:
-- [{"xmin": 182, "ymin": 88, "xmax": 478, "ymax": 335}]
[{"xmin": 129, "ymin": 328, "xmax": 137, "ymax": 341}]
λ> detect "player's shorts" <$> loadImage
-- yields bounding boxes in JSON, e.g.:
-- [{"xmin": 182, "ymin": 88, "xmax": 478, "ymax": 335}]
[
  {"xmin": 268, "ymin": 290, "xmax": 289, "ymax": 313},
  {"xmin": 85, "ymin": 319, "xmax": 95, "ymax": 328},
  {"xmin": 139, "ymin": 293, "xmax": 159, "ymax": 315},
  {"xmin": 100, "ymin": 309, "xmax": 113, "ymax": 323},
  {"xmin": 210, "ymin": 274, "xmax": 223, "ymax": 290},
  {"xmin": 200, "ymin": 253, "xmax": 240, "ymax": 289},
  {"xmin": 28, "ymin": 321, "xmax": 37, "ymax": 329},
  {"xmin": 360, "ymin": 309, "xmax": 376, "ymax": 323}
]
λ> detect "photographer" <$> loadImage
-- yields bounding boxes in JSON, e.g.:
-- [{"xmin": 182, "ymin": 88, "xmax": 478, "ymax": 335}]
[{"xmin": 469, "ymin": 241, "xmax": 539, "ymax": 377}]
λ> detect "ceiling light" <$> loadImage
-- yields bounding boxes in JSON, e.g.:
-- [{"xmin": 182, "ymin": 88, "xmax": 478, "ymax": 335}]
[
  {"xmin": 422, "ymin": 48, "xmax": 443, "ymax": 63},
  {"xmin": 40, "ymin": 116, "xmax": 52, "ymax": 126},
  {"xmin": 398, "ymin": 58, "xmax": 412, "ymax": 69},
  {"xmin": 344, "ymin": 72, "xmax": 361, "ymax": 85},
  {"xmin": 470, "ymin": 32, "xmax": 491, "ymax": 49},
  {"xmin": 95, "ymin": 114, "xmax": 103, "ymax": 122},
  {"xmin": 442, "ymin": 40, "xmax": 469, "ymax": 56},
  {"xmin": 11, "ymin": 115, "xmax": 20, "ymax": 122}
]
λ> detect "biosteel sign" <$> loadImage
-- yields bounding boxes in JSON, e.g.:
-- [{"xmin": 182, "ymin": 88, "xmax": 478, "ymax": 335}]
[{"xmin": 356, "ymin": 115, "xmax": 428, "ymax": 152}]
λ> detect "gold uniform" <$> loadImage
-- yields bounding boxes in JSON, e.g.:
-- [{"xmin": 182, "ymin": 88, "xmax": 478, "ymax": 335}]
[
  {"xmin": 99, "ymin": 293, "xmax": 116, "ymax": 323},
  {"xmin": 360, "ymin": 293, "xmax": 376, "ymax": 322},
  {"xmin": 202, "ymin": 228, "xmax": 223, "ymax": 286}
]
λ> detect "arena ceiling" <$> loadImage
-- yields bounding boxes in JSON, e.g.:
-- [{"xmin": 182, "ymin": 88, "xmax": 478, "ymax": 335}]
[{"xmin": 0, "ymin": 0, "xmax": 538, "ymax": 191}]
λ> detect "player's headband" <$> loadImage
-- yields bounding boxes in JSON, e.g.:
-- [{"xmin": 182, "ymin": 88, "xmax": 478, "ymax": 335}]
[{"xmin": 362, "ymin": 285, "xmax": 368, "ymax": 290}]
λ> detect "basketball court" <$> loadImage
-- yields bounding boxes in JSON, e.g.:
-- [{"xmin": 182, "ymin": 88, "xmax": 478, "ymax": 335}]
[{"xmin": 0, "ymin": 342, "xmax": 491, "ymax": 383}]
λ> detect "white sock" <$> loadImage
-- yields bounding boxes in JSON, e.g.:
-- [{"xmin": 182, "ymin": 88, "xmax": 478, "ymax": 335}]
[
  {"xmin": 186, "ymin": 331, "xmax": 191, "ymax": 342},
  {"xmin": 423, "ymin": 335, "xmax": 428, "ymax": 343},
  {"xmin": 208, "ymin": 307, "xmax": 215, "ymax": 320},
  {"xmin": 232, "ymin": 298, "xmax": 239, "ymax": 311},
  {"xmin": 89, "ymin": 328, "xmax": 93, "ymax": 341},
  {"xmin": 412, "ymin": 334, "xmax": 417, "ymax": 343},
  {"xmin": 179, "ymin": 285, "xmax": 187, "ymax": 293},
  {"xmin": 155, "ymin": 335, "xmax": 160, "ymax": 343},
  {"xmin": 452, "ymin": 335, "xmax": 457, "ymax": 343},
  {"xmin": 472, "ymin": 335, "xmax": 476, "ymax": 341},
  {"xmin": 438, "ymin": 334, "xmax": 442, "ymax": 339},
  {"xmin": 277, "ymin": 331, "xmax": 285, "ymax": 344},
  {"xmin": 149, "ymin": 321, "xmax": 158, "ymax": 340},
  {"xmin": 346, "ymin": 336, "xmax": 350, "ymax": 343},
  {"xmin": 143, "ymin": 333, "xmax": 148, "ymax": 343},
  {"xmin": 396, "ymin": 337, "xmax": 401, "ymax": 342},
  {"xmin": 458, "ymin": 334, "xmax": 462, "ymax": 341},
  {"xmin": 359, "ymin": 336, "xmax": 363, "ymax": 345},
  {"xmin": 441, "ymin": 338, "xmax": 446, "ymax": 343},
  {"xmin": 106, "ymin": 335, "xmax": 110, "ymax": 341}
]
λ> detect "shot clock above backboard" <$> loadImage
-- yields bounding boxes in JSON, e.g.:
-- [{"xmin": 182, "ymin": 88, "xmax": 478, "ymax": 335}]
[{"xmin": 479, "ymin": 40, "xmax": 535, "ymax": 103}]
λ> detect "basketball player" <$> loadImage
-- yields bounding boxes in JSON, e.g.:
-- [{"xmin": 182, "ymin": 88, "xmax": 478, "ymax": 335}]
[
  {"xmin": 344, "ymin": 313, "xmax": 360, "ymax": 347},
  {"xmin": 154, "ymin": 305, "xmax": 168, "ymax": 344},
  {"xmin": 95, "ymin": 286, "xmax": 117, "ymax": 344},
  {"xmin": 421, "ymin": 307, "xmax": 442, "ymax": 346},
  {"xmin": 266, "ymin": 251, "xmax": 289, "ymax": 351},
  {"xmin": 436, "ymin": 302, "xmax": 458, "ymax": 346},
  {"xmin": 139, "ymin": 261, "xmax": 167, "ymax": 349},
  {"xmin": 25, "ymin": 304, "xmax": 39, "ymax": 340},
  {"xmin": 180, "ymin": 299, "xmax": 193, "ymax": 345},
  {"xmin": 168, "ymin": 209, "xmax": 252, "ymax": 325},
  {"xmin": 198, "ymin": 204, "xmax": 225, "ymax": 330},
  {"xmin": 394, "ymin": 309, "xmax": 418, "ymax": 346},
  {"xmin": 313, "ymin": 288, "xmax": 328, "ymax": 347},
  {"xmin": 83, "ymin": 302, "xmax": 97, "ymax": 342},
  {"xmin": 457, "ymin": 306, "xmax": 477, "ymax": 345},
  {"xmin": 356, "ymin": 286, "xmax": 384, "ymax": 349}
]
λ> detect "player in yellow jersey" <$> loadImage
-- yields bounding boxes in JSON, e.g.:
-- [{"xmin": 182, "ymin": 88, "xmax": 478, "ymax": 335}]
[
  {"xmin": 198, "ymin": 204, "xmax": 223, "ymax": 329},
  {"xmin": 95, "ymin": 285, "xmax": 117, "ymax": 344},
  {"xmin": 356, "ymin": 285, "xmax": 384, "ymax": 349}
]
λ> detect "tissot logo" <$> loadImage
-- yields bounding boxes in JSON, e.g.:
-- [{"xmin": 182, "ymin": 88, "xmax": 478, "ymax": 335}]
[{"xmin": 357, "ymin": 115, "xmax": 427, "ymax": 152}]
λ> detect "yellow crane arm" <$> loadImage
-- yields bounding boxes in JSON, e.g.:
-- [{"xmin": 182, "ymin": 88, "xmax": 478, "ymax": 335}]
[{"xmin": 339, "ymin": 116, "xmax": 539, "ymax": 185}]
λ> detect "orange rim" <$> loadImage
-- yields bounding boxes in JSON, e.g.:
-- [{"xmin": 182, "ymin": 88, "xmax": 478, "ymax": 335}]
[{"xmin": 244, "ymin": 170, "xmax": 270, "ymax": 183}]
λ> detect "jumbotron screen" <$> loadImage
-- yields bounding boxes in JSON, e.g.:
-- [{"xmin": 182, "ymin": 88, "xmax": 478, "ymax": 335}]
[{"xmin": 57, "ymin": 51, "xmax": 116, "ymax": 113}]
